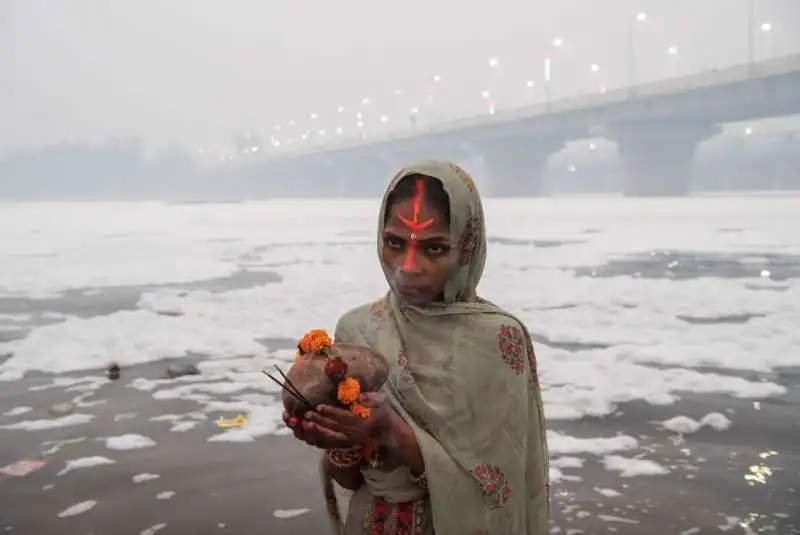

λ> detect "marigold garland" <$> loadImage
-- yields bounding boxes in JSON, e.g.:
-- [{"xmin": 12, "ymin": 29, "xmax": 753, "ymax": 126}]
[
  {"xmin": 337, "ymin": 377, "xmax": 361, "ymax": 405},
  {"xmin": 294, "ymin": 328, "xmax": 372, "ymax": 421},
  {"xmin": 351, "ymin": 403, "xmax": 370, "ymax": 419},
  {"xmin": 291, "ymin": 327, "xmax": 378, "ymax": 467},
  {"xmin": 298, "ymin": 328, "xmax": 332, "ymax": 355}
]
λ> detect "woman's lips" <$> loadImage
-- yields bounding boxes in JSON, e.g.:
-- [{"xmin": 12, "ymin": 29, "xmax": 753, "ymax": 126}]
[{"xmin": 396, "ymin": 284, "xmax": 426, "ymax": 298}]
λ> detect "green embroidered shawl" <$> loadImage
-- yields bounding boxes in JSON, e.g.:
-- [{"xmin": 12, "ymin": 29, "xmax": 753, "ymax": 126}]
[{"xmin": 327, "ymin": 160, "xmax": 550, "ymax": 534}]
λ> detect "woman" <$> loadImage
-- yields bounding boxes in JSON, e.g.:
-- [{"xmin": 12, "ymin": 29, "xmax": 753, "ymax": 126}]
[{"xmin": 282, "ymin": 160, "xmax": 549, "ymax": 534}]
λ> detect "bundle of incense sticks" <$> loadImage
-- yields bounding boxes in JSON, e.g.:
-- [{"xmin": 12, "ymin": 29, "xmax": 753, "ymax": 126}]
[{"xmin": 262, "ymin": 365, "xmax": 313, "ymax": 412}]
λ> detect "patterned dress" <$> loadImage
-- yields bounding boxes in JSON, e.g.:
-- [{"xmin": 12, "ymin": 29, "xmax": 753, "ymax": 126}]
[{"xmin": 322, "ymin": 160, "xmax": 550, "ymax": 535}]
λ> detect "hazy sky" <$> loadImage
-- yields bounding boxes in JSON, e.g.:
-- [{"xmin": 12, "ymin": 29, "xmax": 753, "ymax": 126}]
[{"xmin": 1, "ymin": 0, "xmax": 797, "ymax": 151}]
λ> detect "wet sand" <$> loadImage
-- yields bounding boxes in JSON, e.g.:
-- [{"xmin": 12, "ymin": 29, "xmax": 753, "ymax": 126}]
[{"xmin": 1, "ymin": 364, "xmax": 799, "ymax": 535}]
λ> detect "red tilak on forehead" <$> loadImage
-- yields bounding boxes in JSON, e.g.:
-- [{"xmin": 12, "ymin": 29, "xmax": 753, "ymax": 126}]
[{"xmin": 395, "ymin": 179, "xmax": 436, "ymax": 271}]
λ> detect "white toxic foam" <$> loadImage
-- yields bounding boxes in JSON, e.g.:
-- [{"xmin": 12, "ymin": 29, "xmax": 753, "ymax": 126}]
[
  {"xmin": 104, "ymin": 434, "xmax": 156, "ymax": 450},
  {"xmin": 0, "ymin": 413, "xmax": 94, "ymax": 431},
  {"xmin": 57, "ymin": 456, "xmax": 115, "ymax": 476},
  {"xmin": 57, "ymin": 500, "xmax": 97, "ymax": 518}
]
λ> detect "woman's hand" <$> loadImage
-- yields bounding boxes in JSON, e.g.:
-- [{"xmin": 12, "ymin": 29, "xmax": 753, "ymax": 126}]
[
  {"xmin": 306, "ymin": 393, "xmax": 393, "ymax": 445},
  {"xmin": 281, "ymin": 410, "xmax": 354, "ymax": 450}
]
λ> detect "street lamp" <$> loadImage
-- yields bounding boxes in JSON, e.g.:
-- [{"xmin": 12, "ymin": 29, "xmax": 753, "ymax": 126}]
[
  {"xmin": 760, "ymin": 22, "xmax": 774, "ymax": 59},
  {"xmin": 427, "ymin": 75, "xmax": 441, "ymax": 124},
  {"xmin": 479, "ymin": 89, "xmax": 494, "ymax": 115},
  {"xmin": 409, "ymin": 106, "xmax": 419, "ymax": 128},
  {"xmin": 543, "ymin": 53, "xmax": 553, "ymax": 108},
  {"xmin": 589, "ymin": 64, "xmax": 604, "ymax": 93},
  {"xmin": 488, "ymin": 57, "xmax": 502, "ymax": 109},
  {"xmin": 628, "ymin": 12, "xmax": 647, "ymax": 88},
  {"xmin": 667, "ymin": 46, "xmax": 680, "ymax": 76},
  {"xmin": 542, "ymin": 38, "xmax": 564, "ymax": 107}
]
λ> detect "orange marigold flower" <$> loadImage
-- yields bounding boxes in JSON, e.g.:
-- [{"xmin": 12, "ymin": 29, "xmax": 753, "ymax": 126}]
[
  {"xmin": 350, "ymin": 402, "xmax": 371, "ymax": 419},
  {"xmin": 299, "ymin": 329, "xmax": 333, "ymax": 355},
  {"xmin": 337, "ymin": 377, "xmax": 361, "ymax": 405}
]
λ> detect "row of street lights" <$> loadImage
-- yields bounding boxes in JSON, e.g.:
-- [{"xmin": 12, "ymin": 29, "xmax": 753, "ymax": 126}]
[{"xmin": 254, "ymin": 12, "xmax": 778, "ymax": 154}]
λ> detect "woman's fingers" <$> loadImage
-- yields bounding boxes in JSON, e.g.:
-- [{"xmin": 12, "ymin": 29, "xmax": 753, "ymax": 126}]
[
  {"xmin": 358, "ymin": 392, "xmax": 386, "ymax": 408},
  {"xmin": 306, "ymin": 421, "xmax": 350, "ymax": 442},
  {"xmin": 304, "ymin": 411, "xmax": 340, "ymax": 430},
  {"xmin": 316, "ymin": 404, "xmax": 358, "ymax": 421},
  {"xmin": 282, "ymin": 411, "xmax": 303, "ymax": 439},
  {"xmin": 299, "ymin": 420, "xmax": 351, "ymax": 449}
]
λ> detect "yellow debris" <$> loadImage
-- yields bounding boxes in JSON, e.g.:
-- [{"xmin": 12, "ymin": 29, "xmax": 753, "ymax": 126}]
[{"xmin": 215, "ymin": 414, "xmax": 248, "ymax": 429}]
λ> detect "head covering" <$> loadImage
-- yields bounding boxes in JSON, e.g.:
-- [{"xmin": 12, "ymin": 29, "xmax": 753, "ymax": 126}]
[
  {"xmin": 378, "ymin": 160, "xmax": 486, "ymax": 305},
  {"xmin": 328, "ymin": 160, "xmax": 549, "ymax": 535}
]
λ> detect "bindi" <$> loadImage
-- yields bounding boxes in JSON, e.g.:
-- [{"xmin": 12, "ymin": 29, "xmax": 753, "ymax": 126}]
[{"xmin": 395, "ymin": 179, "xmax": 436, "ymax": 271}]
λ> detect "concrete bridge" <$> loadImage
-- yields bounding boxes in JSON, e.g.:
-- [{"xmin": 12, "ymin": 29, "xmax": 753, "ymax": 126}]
[{"xmin": 257, "ymin": 54, "xmax": 800, "ymax": 197}]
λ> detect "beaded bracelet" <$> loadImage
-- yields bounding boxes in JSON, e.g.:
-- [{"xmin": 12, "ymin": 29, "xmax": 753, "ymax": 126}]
[
  {"xmin": 326, "ymin": 447, "xmax": 363, "ymax": 468},
  {"xmin": 410, "ymin": 470, "xmax": 429, "ymax": 490}
]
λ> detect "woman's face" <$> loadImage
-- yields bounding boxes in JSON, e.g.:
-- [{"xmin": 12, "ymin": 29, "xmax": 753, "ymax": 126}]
[{"xmin": 381, "ymin": 196, "xmax": 455, "ymax": 307}]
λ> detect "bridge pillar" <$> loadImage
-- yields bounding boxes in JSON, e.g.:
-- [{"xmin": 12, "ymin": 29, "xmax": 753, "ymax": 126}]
[
  {"xmin": 480, "ymin": 140, "xmax": 563, "ymax": 197},
  {"xmin": 615, "ymin": 122, "xmax": 719, "ymax": 197}
]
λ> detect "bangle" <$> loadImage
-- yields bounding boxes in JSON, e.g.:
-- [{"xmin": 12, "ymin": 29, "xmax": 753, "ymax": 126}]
[
  {"xmin": 410, "ymin": 469, "xmax": 429, "ymax": 490},
  {"xmin": 326, "ymin": 447, "xmax": 362, "ymax": 468}
]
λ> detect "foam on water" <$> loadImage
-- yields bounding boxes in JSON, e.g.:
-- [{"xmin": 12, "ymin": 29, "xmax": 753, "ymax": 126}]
[
  {"xmin": 0, "ymin": 413, "xmax": 94, "ymax": 431},
  {"xmin": 0, "ymin": 197, "xmax": 797, "ymax": 496},
  {"xmin": 273, "ymin": 508, "xmax": 311, "ymax": 519},
  {"xmin": 57, "ymin": 500, "xmax": 97, "ymax": 518},
  {"xmin": 140, "ymin": 524, "xmax": 167, "ymax": 535},
  {"xmin": 603, "ymin": 455, "xmax": 671, "ymax": 477},
  {"xmin": 132, "ymin": 473, "xmax": 160, "ymax": 483},
  {"xmin": 57, "ymin": 456, "xmax": 115, "ymax": 476},
  {"xmin": 104, "ymin": 434, "xmax": 156, "ymax": 450}
]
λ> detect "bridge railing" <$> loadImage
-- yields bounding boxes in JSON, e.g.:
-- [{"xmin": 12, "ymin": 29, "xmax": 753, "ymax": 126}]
[{"xmin": 257, "ymin": 53, "xmax": 800, "ymax": 164}]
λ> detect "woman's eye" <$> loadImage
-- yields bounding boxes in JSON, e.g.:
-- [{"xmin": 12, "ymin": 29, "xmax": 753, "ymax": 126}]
[{"xmin": 386, "ymin": 238, "xmax": 402, "ymax": 249}]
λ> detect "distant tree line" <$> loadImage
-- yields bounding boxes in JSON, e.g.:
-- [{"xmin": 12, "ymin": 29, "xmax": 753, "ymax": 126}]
[
  {"xmin": 0, "ymin": 138, "xmax": 200, "ymax": 200},
  {"xmin": 0, "ymin": 133, "xmax": 797, "ymax": 200}
]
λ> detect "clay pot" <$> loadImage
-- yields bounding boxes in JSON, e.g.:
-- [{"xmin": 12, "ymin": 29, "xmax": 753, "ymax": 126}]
[{"xmin": 282, "ymin": 343, "xmax": 389, "ymax": 418}]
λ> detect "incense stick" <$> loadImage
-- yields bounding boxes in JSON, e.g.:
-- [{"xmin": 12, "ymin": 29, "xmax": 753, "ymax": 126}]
[
  {"xmin": 261, "ymin": 369, "xmax": 312, "ymax": 409},
  {"xmin": 273, "ymin": 365, "xmax": 313, "ymax": 407}
]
